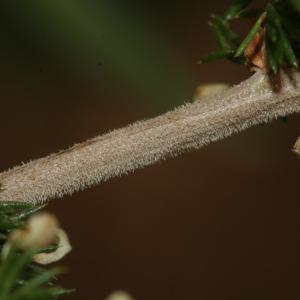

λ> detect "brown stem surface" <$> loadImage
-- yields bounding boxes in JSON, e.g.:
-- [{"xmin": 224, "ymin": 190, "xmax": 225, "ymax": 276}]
[{"xmin": 1, "ymin": 70, "xmax": 300, "ymax": 203}]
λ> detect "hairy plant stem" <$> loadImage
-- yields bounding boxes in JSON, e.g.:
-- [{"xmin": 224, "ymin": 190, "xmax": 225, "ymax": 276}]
[{"xmin": 0, "ymin": 70, "xmax": 300, "ymax": 204}]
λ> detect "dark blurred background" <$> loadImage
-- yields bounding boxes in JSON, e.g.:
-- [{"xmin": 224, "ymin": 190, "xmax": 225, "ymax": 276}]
[{"xmin": 1, "ymin": 1, "xmax": 300, "ymax": 299}]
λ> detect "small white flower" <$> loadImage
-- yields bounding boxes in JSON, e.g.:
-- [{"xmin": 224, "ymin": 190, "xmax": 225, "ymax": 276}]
[
  {"xmin": 34, "ymin": 228, "xmax": 72, "ymax": 265},
  {"xmin": 9, "ymin": 213, "xmax": 59, "ymax": 250},
  {"xmin": 194, "ymin": 83, "xmax": 230, "ymax": 100},
  {"xmin": 105, "ymin": 291, "xmax": 134, "ymax": 300},
  {"xmin": 2, "ymin": 212, "xmax": 72, "ymax": 265},
  {"xmin": 293, "ymin": 136, "xmax": 300, "ymax": 155}
]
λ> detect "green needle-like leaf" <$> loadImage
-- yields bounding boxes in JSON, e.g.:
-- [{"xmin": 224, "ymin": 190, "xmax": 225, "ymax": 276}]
[
  {"xmin": 266, "ymin": 3, "xmax": 282, "ymax": 27},
  {"xmin": 211, "ymin": 15, "xmax": 240, "ymax": 46},
  {"xmin": 267, "ymin": 3, "xmax": 299, "ymax": 68},
  {"xmin": 11, "ymin": 288, "xmax": 73, "ymax": 300},
  {"xmin": 235, "ymin": 12, "xmax": 266, "ymax": 57},
  {"xmin": 0, "ymin": 244, "xmax": 19, "ymax": 287},
  {"xmin": 0, "ymin": 202, "xmax": 45, "ymax": 232},
  {"xmin": 0, "ymin": 202, "xmax": 72, "ymax": 300},
  {"xmin": 273, "ymin": 38, "xmax": 285, "ymax": 65},
  {"xmin": 237, "ymin": 8, "xmax": 264, "ymax": 19},
  {"xmin": 266, "ymin": 22, "xmax": 278, "ymax": 42},
  {"xmin": 224, "ymin": 0, "xmax": 253, "ymax": 20},
  {"xmin": 281, "ymin": 29, "xmax": 299, "ymax": 67},
  {"xmin": 13, "ymin": 205, "xmax": 45, "ymax": 222},
  {"xmin": 200, "ymin": 49, "xmax": 234, "ymax": 64},
  {"xmin": 11, "ymin": 268, "xmax": 61, "ymax": 300},
  {"xmin": 203, "ymin": 0, "xmax": 300, "ymax": 71},
  {"xmin": 0, "ymin": 248, "xmax": 36, "ymax": 299},
  {"xmin": 266, "ymin": 36, "xmax": 278, "ymax": 73},
  {"xmin": 209, "ymin": 18, "xmax": 231, "ymax": 51},
  {"xmin": 0, "ymin": 202, "xmax": 34, "ymax": 212}
]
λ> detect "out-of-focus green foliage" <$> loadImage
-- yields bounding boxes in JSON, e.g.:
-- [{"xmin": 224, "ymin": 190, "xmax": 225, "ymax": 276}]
[
  {"xmin": 0, "ymin": 202, "xmax": 44, "ymax": 232},
  {"xmin": 0, "ymin": 202, "xmax": 72, "ymax": 300},
  {"xmin": 1, "ymin": 1, "xmax": 198, "ymax": 110}
]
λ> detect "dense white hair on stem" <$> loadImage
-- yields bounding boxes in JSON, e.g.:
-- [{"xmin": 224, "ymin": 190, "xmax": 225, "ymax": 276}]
[{"xmin": 0, "ymin": 70, "xmax": 300, "ymax": 204}]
